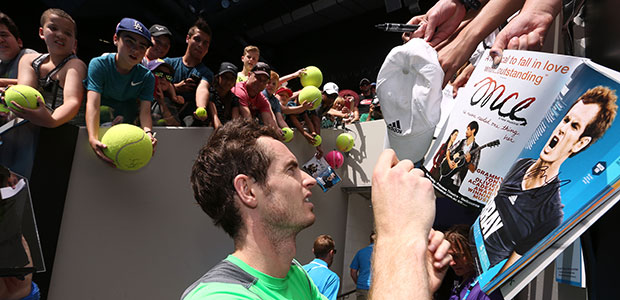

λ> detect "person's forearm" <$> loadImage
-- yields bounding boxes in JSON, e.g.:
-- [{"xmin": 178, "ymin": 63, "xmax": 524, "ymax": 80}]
[
  {"xmin": 371, "ymin": 237, "xmax": 430, "ymax": 299},
  {"xmin": 85, "ymin": 92, "xmax": 101, "ymax": 141},
  {"xmin": 281, "ymin": 105, "xmax": 307, "ymax": 115},
  {"xmin": 139, "ymin": 101, "xmax": 153, "ymax": 132},
  {"xmin": 461, "ymin": 0, "xmax": 525, "ymax": 43},
  {"xmin": 196, "ymin": 81, "xmax": 209, "ymax": 108},
  {"xmin": 522, "ymin": 0, "xmax": 560, "ymax": 15},
  {"xmin": 49, "ymin": 99, "xmax": 80, "ymax": 127}
]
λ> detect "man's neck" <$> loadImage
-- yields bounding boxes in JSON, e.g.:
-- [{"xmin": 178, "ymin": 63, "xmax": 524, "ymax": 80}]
[
  {"xmin": 466, "ymin": 136, "xmax": 475, "ymax": 145},
  {"xmin": 522, "ymin": 159, "xmax": 561, "ymax": 190},
  {"xmin": 114, "ymin": 54, "xmax": 133, "ymax": 74},
  {"xmin": 182, "ymin": 53, "xmax": 201, "ymax": 68},
  {"xmin": 232, "ymin": 224, "xmax": 298, "ymax": 278}
]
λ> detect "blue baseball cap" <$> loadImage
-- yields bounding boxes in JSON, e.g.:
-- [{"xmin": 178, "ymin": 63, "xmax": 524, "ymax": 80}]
[{"xmin": 116, "ymin": 18, "xmax": 152, "ymax": 46}]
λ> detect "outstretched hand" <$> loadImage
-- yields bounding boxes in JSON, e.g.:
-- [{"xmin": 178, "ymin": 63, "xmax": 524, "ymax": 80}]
[{"xmin": 402, "ymin": 0, "xmax": 466, "ymax": 46}]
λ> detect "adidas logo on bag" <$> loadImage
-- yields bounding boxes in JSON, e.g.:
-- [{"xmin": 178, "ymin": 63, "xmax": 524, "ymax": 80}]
[{"xmin": 387, "ymin": 120, "xmax": 402, "ymax": 134}]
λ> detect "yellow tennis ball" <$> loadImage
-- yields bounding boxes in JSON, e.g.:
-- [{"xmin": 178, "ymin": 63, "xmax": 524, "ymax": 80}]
[
  {"xmin": 300, "ymin": 66, "xmax": 323, "ymax": 87},
  {"xmin": 336, "ymin": 133, "xmax": 355, "ymax": 152},
  {"xmin": 282, "ymin": 127, "xmax": 294, "ymax": 142},
  {"xmin": 299, "ymin": 86, "xmax": 322, "ymax": 110},
  {"xmin": 4, "ymin": 84, "xmax": 45, "ymax": 112},
  {"xmin": 195, "ymin": 107, "xmax": 207, "ymax": 118},
  {"xmin": 313, "ymin": 134, "xmax": 322, "ymax": 147},
  {"xmin": 101, "ymin": 124, "xmax": 153, "ymax": 171}
]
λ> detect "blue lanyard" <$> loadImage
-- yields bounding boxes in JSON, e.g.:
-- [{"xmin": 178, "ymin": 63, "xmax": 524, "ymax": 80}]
[{"xmin": 462, "ymin": 278, "xmax": 478, "ymax": 300}]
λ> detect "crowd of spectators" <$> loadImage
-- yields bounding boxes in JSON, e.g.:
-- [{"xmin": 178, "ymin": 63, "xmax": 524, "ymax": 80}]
[{"xmin": 0, "ymin": 10, "xmax": 383, "ymax": 164}]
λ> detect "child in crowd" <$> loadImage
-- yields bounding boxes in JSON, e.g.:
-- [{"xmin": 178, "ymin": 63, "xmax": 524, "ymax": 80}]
[
  {"xmin": 360, "ymin": 99, "xmax": 382, "ymax": 122},
  {"xmin": 0, "ymin": 12, "xmax": 37, "ymax": 88},
  {"xmin": 85, "ymin": 17, "xmax": 156, "ymax": 166},
  {"xmin": 12, "ymin": 8, "xmax": 86, "ymax": 128},
  {"xmin": 207, "ymin": 62, "xmax": 240, "ymax": 129},
  {"xmin": 147, "ymin": 59, "xmax": 181, "ymax": 126},
  {"xmin": 144, "ymin": 24, "xmax": 172, "ymax": 63},
  {"xmin": 262, "ymin": 71, "xmax": 288, "ymax": 129},
  {"xmin": 236, "ymin": 45, "xmax": 259, "ymax": 82},
  {"xmin": 165, "ymin": 18, "xmax": 213, "ymax": 126}
]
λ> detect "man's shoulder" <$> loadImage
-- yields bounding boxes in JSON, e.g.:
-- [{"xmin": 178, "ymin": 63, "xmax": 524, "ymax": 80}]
[
  {"xmin": 182, "ymin": 258, "xmax": 259, "ymax": 299},
  {"xmin": 182, "ymin": 282, "xmax": 261, "ymax": 300}
]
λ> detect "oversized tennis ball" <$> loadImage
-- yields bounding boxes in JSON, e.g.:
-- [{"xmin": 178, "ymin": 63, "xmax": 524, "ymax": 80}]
[
  {"xmin": 325, "ymin": 150, "xmax": 344, "ymax": 169},
  {"xmin": 300, "ymin": 66, "xmax": 323, "ymax": 88},
  {"xmin": 299, "ymin": 86, "xmax": 322, "ymax": 110},
  {"xmin": 312, "ymin": 134, "xmax": 322, "ymax": 147},
  {"xmin": 4, "ymin": 84, "xmax": 45, "ymax": 112},
  {"xmin": 195, "ymin": 107, "xmax": 207, "ymax": 118},
  {"xmin": 282, "ymin": 127, "xmax": 294, "ymax": 142},
  {"xmin": 101, "ymin": 124, "xmax": 153, "ymax": 171},
  {"xmin": 156, "ymin": 118, "xmax": 167, "ymax": 126},
  {"xmin": 336, "ymin": 133, "xmax": 354, "ymax": 152}
]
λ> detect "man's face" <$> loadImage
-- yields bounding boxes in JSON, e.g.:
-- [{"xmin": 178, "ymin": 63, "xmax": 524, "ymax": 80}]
[
  {"xmin": 323, "ymin": 93, "xmax": 337, "ymax": 108},
  {"xmin": 540, "ymin": 101, "xmax": 599, "ymax": 163},
  {"xmin": 257, "ymin": 137, "xmax": 317, "ymax": 233},
  {"xmin": 465, "ymin": 126, "xmax": 474, "ymax": 138},
  {"xmin": 360, "ymin": 82, "xmax": 370, "ymax": 93},
  {"xmin": 0, "ymin": 24, "xmax": 22, "ymax": 61},
  {"xmin": 146, "ymin": 35, "xmax": 171, "ymax": 59},
  {"xmin": 186, "ymin": 30, "xmax": 210, "ymax": 60},
  {"xmin": 39, "ymin": 14, "xmax": 76, "ymax": 57},
  {"xmin": 242, "ymin": 50, "xmax": 259, "ymax": 70},
  {"xmin": 216, "ymin": 72, "xmax": 236, "ymax": 93},
  {"xmin": 115, "ymin": 32, "xmax": 149, "ymax": 66},
  {"xmin": 247, "ymin": 72, "xmax": 269, "ymax": 95}
]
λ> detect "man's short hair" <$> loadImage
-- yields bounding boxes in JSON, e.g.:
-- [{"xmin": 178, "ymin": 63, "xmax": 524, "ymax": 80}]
[
  {"xmin": 191, "ymin": 120, "xmax": 280, "ymax": 240},
  {"xmin": 40, "ymin": 8, "xmax": 77, "ymax": 36},
  {"xmin": 0, "ymin": 12, "xmax": 20, "ymax": 40},
  {"xmin": 570, "ymin": 86, "xmax": 618, "ymax": 156},
  {"xmin": 313, "ymin": 234, "xmax": 335, "ymax": 258},
  {"xmin": 467, "ymin": 121, "xmax": 479, "ymax": 136},
  {"xmin": 445, "ymin": 224, "xmax": 474, "ymax": 266},
  {"xmin": 187, "ymin": 18, "xmax": 212, "ymax": 38},
  {"xmin": 243, "ymin": 45, "xmax": 260, "ymax": 56}
]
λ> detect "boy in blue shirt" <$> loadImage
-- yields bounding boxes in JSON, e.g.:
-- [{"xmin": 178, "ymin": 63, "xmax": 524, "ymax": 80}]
[{"xmin": 85, "ymin": 18, "xmax": 156, "ymax": 166}]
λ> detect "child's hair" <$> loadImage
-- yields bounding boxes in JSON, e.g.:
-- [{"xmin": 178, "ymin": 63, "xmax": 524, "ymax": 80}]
[
  {"xmin": 243, "ymin": 45, "xmax": 260, "ymax": 56},
  {"xmin": 40, "ymin": 8, "xmax": 77, "ymax": 36},
  {"xmin": 333, "ymin": 97, "xmax": 345, "ymax": 110},
  {"xmin": 187, "ymin": 18, "xmax": 212, "ymax": 38},
  {"xmin": 0, "ymin": 11, "xmax": 20, "ymax": 40},
  {"xmin": 270, "ymin": 71, "xmax": 279, "ymax": 84}
]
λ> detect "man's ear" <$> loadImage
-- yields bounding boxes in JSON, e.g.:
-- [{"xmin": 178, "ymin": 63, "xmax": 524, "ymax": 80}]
[
  {"xmin": 38, "ymin": 27, "xmax": 44, "ymax": 40},
  {"xmin": 233, "ymin": 174, "xmax": 257, "ymax": 208},
  {"xmin": 573, "ymin": 136, "xmax": 592, "ymax": 154},
  {"xmin": 17, "ymin": 37, "xmax": 23, "ymax": 48},
  {"xmin": 113, "ymin": 33, "xmax": 119, "ymax": 46},
  {"xmin": 186, "ymin": 34, "xmax": 190, "ymax": 44}
]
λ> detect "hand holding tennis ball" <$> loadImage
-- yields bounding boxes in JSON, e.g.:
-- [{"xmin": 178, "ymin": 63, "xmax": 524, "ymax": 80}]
[
  {"xmin": 312, "ymin": 134, "xmax": 322, "ymax": 147},
  {"xmin": 282, "ymin": 127, "xmax": 294, "ymax": 142},
  {"xmin": 99, "ymin": 124, "xmax": 154, "ymax": 170},
  {"xmin": 195, "ymin": 107, "xmax": 207, "ymax": 120},
  {"xmin": 3, "ymin": 85, "xmax": 45, "ymax": 112}
]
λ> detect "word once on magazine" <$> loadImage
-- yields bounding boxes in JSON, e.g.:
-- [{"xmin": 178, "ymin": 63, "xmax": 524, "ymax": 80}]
[{"xmin": 470, "ymin": 77, "xmax": 535, "ymax": 126}]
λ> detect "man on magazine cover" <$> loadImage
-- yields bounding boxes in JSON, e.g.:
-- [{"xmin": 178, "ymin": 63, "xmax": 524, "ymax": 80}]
[
  {"xmin": 440, "ymin": 121, "xmax": 480, "ymax": 192},
  {"xmin": 474, "ymin": 86, "xmax": 617, "ymax": 274}
]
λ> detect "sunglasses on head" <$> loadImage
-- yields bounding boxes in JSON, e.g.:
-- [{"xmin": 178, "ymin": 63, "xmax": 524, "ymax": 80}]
[{"xmin": 153, "ymin": 71, "xmax": 173, "ymax": 82}]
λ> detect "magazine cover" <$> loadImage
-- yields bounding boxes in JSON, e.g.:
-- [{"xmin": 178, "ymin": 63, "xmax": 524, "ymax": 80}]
[
  {"xmin": 470, "ymin": 61, "xmax": 620, "ymax": 294},
  {"xmin": 423, "ymin": 50, "xmax": 584, "ymax": 208},
  {"xmin": 302, "ymin": 156, "xmax": 341, "ymax": 192}
]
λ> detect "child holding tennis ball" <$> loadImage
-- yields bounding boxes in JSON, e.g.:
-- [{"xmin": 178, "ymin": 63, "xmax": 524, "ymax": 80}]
[
  {"xmin": 85, "ymin": 17, "xmax": 156, "ymax": 166},
  {"xmin": 12, "ymin": 8, "xmax": 86, "ymax": 128}
]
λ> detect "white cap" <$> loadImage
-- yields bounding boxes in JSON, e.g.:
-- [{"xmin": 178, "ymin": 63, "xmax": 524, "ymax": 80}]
[
  {"xmin": 377, "ymin": 38, "xmax": 444, "ymax": 163},
  {"xmin": 323, "ymin": 82, "xmax": 339, "ymax": 95}
]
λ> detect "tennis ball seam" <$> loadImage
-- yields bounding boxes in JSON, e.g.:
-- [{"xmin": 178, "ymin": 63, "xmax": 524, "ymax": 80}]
[
  {"xmin": 113, "ymin": 131, "xmax": 148, "ymax": 168},
  {"xmin": 8, "ymin": 89, "xmax": 32, "ymax": 110}
]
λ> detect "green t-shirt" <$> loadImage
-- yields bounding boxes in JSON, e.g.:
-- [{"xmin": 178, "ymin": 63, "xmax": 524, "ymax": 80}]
[{"xmin": 182, "ymin": 255, "xmax": 327, "ymax": 300}]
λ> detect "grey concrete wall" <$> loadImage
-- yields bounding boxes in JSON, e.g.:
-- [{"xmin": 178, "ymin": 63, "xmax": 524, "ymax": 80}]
[{"xmin": 47, "ymin": 123, "xmax": 381, "ymax": 300}]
